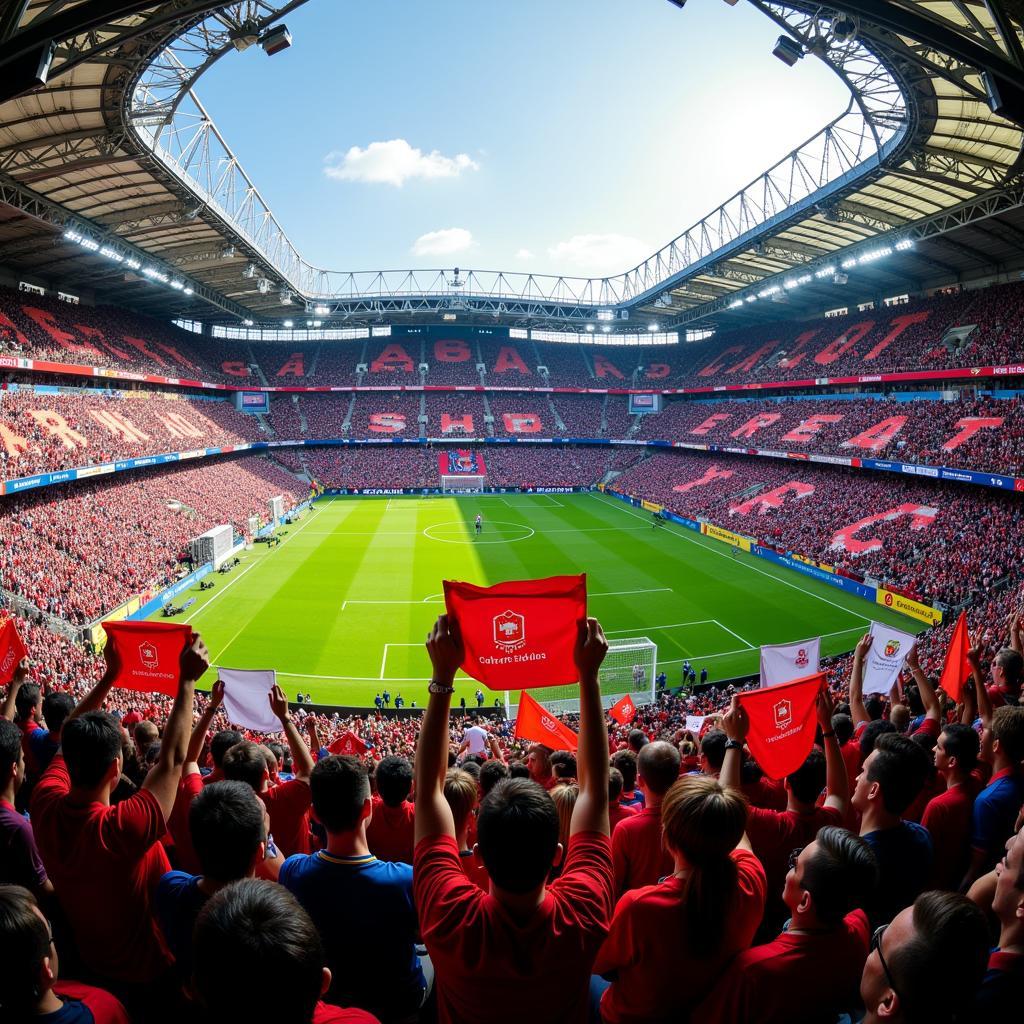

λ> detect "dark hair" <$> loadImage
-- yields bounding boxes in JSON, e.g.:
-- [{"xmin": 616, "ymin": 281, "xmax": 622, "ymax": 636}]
[
  {"xmin": 865, "ymin": 696, "xmax": 885, "ymax": 721},
  {"xmin": 374, "ymin": 755, "xmax": 413, "ymax": 806},
  {"xmin": 610, "ymin": 750, "xmax": 638, "ymax": 790},
  {"xmin": 886, "ymin": 892, "xmax": 990, "ymax": 1022},
  {"xmin": 0, "ymin": 884, "xmax": 50, "ymax": 1015},
  {"xmin": 994, "ymin": 647, "xmax": 1023, "ymax": 688},
  {"xmin": 638, "ymin": 741, "xmax": 681, "ymax": 796},
  {"xmin": 210, "ymin": 729, "xmax": 244, "ymax": 768},
  {"xmin": 41, "ymin": 692, "xmax": 74, "ymax": 736},
  {"xmin": 831, "ymin": 713, "xmax": 854, "ymax": 745},
  {"xmin": 800, "ymin": 827, "xmax": 878, "ymax": 925},
  {"xmin": 699, "ymin": 729, "xmax": 727, "ymax": 772},
  {"xmin": 221, "ymin": 741, "xmax": 269, "ymax": 790},
  {"xmin": 476, "ymin": 778, "xmax": 559, "ymax": 893},
  {"xmin": 787, "ymin": 748, "xmax": 827, "ymax": 805},
  {"xmin": 905, "ymin": 685, "xmax": 925, "ymax": 717},
  {"xmin": 192, "ymin": 880, "xmax": 325, "ymax": 1024},
  {"xmin": 608, "ymin": 766, "xmax": 624, "ymax": 802},
  {"xmin": 992, "ymin": 705, "xmax": 1024, "ymax": 763},
  {"xmin": 13, "ymin": 683, "xmax": 40, "ymax": 723},
  {"xmin": 267, "ymin": 742, "xmax": 284, "ymax": 766},
  {"xmin": 550, "ymin": 750, "xmax": 577, "ymax": 780},
  {"xmin": 310, "ymin": 755, "xmax": 369, "ymax": 834},
  {"xmin": 479, "ymin": 759, "xmax": 509, "ymax": 796},
  {"xmin": 508, "ymin": 761, "xmax": 530, "ymax": 779},
  {"xmin": 460, "ymin": 759, "xmax": 481, "ymax": 781},
  {"xmin": 938, "ymin": 724, "xmax": 979, "ymax": 773},
  {"xmin": 190, "ymin": 781, "xmax": 266, "ymax": 883},
  {"xmin": 0, "ymin": 719, "xmax": 22, "ymax": 777},
  {"xmin": 627, "ymin": 729, "xmax": 648, "ymax": 753},
  {"xmin": 868, "ymin": 733, "xmax": 931, "ymax": 815},
  {"xmin": 661, "ymin": 776, "xmax": 747, "ymax": 953},
  {"xmin": 860, "ymin": 718, "xmax": 896, "ymax": 759},
  {"xmin": 61, "ymin": 711, "xmax": 122, "ymax": 788}
]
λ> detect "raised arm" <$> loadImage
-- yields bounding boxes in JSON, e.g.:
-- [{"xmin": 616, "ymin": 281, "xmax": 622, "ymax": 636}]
[
  {"xmin": 1007, "ymin": 604, "xmax": 1022, "ymax": 655},
  {"xmin": 570, "ymin": 617, "xmax": 610, "ymax": 838},
  {"xmin": 817, "ymin": 687, "xmax": 850, "ymax": 817},
  {"xmin": 303, "ymin": 715, "xmax": 322, "ymax": 760},
  {"xmin": 1, "ymin": 662, "xmax": 27, "ymax": 721},
  {"xmin": 65, "ymin": 643, "xmax": 121, "ymax": 725},
  {"xmin": 906, "ymin": 644, "xmax": 940, "ymax": 726},
  {"xmin": 142, "ymin": 635, "xmax": 209, "ymax": 820},
  {"xmin": 269, "ymin": 685, "xmax": 315, "ymax": 783},
  {"xmin": 849, "ymin": 633, "xmax": 872, "ymax": 728},
  {"xmin": 184, "ymin": 680, "xmax": 223, "ymax": 774},
  {"xmin": 967, "ymin": 644, "xmax": 993, "ymax": 732},
  {"xmin": 720, "ymin": 697, "xmax": 752, "ymax": 852},
  {"xmin": 414, "ymin": 614, "xmax": 463, "ymax": 844}
]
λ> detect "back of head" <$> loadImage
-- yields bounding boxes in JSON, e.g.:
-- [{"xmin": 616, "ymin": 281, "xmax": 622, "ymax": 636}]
[
  {"xmin": 992, "ymin": 704, "xmax": 1024, "ymax": 763},
  {"xmin": 831, "ymin": 713, "xmax": 854, "ymax": 745},
  {"xmin": 660, "ymin": 776, "xmax": 748, "ymax": 953},
  {"xmin": 610, "ymin": 749, "xmax": 637, "ymax": 790},
  {"xmin": 868, "ymin": 733, "xmax": 931, "ymax": 816},
  {"xmin": 221, "ymin": 741, "xmax": 269, "ymax": 791},
  {"xmin": 260, "ymin": 745, "xmax": 278, "ymax": 774},
  {"xmin": 550, "ymin": 750, "xmax": 577, "ymax": 780},
  {"xmin": 479, "ymin": 759, "xmax": 509, "ymax": 797},
  {"xmin": 939, "ymin": 723, "xmax": 979, "ymax": 773},
  {"xmin": 41, "ymin": 692, "xmax": 74, "ymax": 736},
  {"xmin": 699, "ymin": 729, "xmax": 727, "ymax": 772},
  {"xmin": 310, "ymin": 755, "xmax": 369, "ymax": 834},
  {"xmin": 627, "ymin": 729, "xmax": 648, "ymax": 753},
  {"xmin": 375, "ymin": 755, "xmax": 413, "ymax": 806},
  {"xmin": 802, "ymin": 827, "xmax": 878, "ymax": 925},
  {"xmin": 190, "ymin": 781, "xmax": 266, "ymax": 884},
  {"xmin": 476, "ymin": 778, "xmax": 559, "ymax": 894},
  {"xmin": 0, "ymin": 884, "xmax": 49, "ymax": 1016},
  {"xmin": 994, "ymin": 647, "xmax": 1023, "ymax": 690},
  {"xmin": 638, "ymin": 741, "xmax": 681, "ymax": 797},
  {"xmin": 133, "ymin": 719, "xmax": 159, "ymax": 754},
  {"xmin": 508, "ymin": 761, "xmax": 530, "ymax": 780},
  {"xmin": 889, "ymin": 705, "xmax": 910, "ymax": 733},
  {"xmin": 860, "ymin": 718, "xmax": 896, "ymax": 759},
  {"xmin": 192, "ymin": 879, "xmax": 324, "ymax": 1024},
  {"xmin": 550, "ymin": 783, "xmax": 579, "ymax": 849},
  {"xmin": 608, "ymin": 766, "xmax": 624, "ymax": 802},
  {"xmin": 210, "ymin": 729, "xmax": 244, "ymax": 768},
  {"xmin": 787, "ymin": 748, "xmax": 827, "ymax": 806},
  {"xmin": 61, "ymin": 711, "xmax": 122, "ymax": 788},
  {"xmin": 865, "ymin": 696, "xmax": 885, "ymax": 722},
  {"xmin": 887, "ymin": 891, "xmax": 989, "ymax": 1023},
  {"xmin": 443, "ymin": 768, "xmax": 478, "ymax": 835},
  {"xmin": 13, "ymin": 683, "xmax": 40, "ymax": 723},
  {"xmin": 0, "ymin": 719, "xmax": 21, "ymax": 778}
]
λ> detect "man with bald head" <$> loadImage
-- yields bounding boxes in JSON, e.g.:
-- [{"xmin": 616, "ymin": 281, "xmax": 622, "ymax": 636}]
[{"xmin": 611, "ymin": 739, "xmax": 681, "ymax": 895}]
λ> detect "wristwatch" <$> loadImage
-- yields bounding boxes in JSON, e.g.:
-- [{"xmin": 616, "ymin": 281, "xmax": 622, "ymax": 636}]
[
  {"xmin": 428, "ymin": 680, "xmax": 455, "ymax": 695},
  {"xmin": 724, "ymin": 739, "xmax": 744, "ymax": 751}
]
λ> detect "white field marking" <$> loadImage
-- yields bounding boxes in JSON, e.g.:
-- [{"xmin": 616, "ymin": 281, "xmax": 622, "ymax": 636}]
[
  {"xmin": 713, "ymin": 619, "xmax": 756, "ymax": 650},
  {"xmin": 341, "ymin": 586, "xmax": 672, "ymax": 610},
  {"xmin": 300, "ymin": 525, "xmax": 650, "ymax": 537},
  {"xmin": 497, "ymin": 496, "xmax": 565, "ymax": 509},
  {"xmin": 605, "ymin": 620, "xmax": 715, "ymax": 636},
  {"xmin": 380, "ymin": 642, "xmax": 425, "ymax": 679},
  {"xmin": 188, "ymin": 504, "xmax": 324, "ymax": 627},
  {"xmin": 592, "ymin": 492, "xmax": 872, "ymax": 626},
  {"xmin": 422, "ymin": 521, "xmax": 535, "ymax": 545}
]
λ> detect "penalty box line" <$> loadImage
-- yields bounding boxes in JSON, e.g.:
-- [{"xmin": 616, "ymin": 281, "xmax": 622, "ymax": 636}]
[{"xmin": 340, "ymin": 586, "xmax": 673, "ymax": 611}]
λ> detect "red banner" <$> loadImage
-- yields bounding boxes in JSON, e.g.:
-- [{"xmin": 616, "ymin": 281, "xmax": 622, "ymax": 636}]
[
  {"xmin": 328, "ymin": 730, "xmax": 368, "ymax": 756},
  {"xmin": 514, "ymin": 691, "xmax": 579, "ymax": 752},
  {"xmin": 0, "ymin": 618, "xmax": 27, "ymax": 685},
  {"xmin": 736, "ymin": 673, "xmax": 825, "ymax": 780},
  {"xmin": 101, "ymin": 621, "xmax": 194, "ymax": 697},
  {"xmin": 939, "ymin": 611, "xmax": 971, "ymax": 703},
  {"xmin": 444, "ymin": 575, "xmax": 586, "ymax": 690},
  {"xmin": 608, "ymin": 693, "xmax": 637, "ymax": 725}
]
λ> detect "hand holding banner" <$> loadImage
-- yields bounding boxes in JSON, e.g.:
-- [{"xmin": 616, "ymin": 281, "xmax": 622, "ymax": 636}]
[
  {"xmin": 760, "ymin": 637, "xmax": 821, "ymax": 688},
  {"xmin": 328, "ymin": 730, "xmax": 368, "ymax": 756},
  {"xmin": 736, "ymin": 673, "xmax": 825, "ymax": 780},
  {"xmin": 684, "ymin": 714, "xmax": 705, "ymax": 736},
  {"xmin": 862, "ymin": 621, "xmax": 918, "ymax": 696},
  {"xmin": 514, "ymin": 691, "xmax": 579, "ymax": 752},
  {"xmin": 0, "ymin": 618, "xmax": 28, "ymax": 685},
  {"xmin": 443, "ymin": 575, "xmax": 586, "ymax": 690},
  {"xmin": 101, "ymin": 621, "xmax": 195, "ymax": 696},
  {"xmin": 219, "ymin": 667, "xmax": 280, "ymax": 733},
  {"xmin": 939, "ymin": 611, "xmax": 971, "ymax": 703}
]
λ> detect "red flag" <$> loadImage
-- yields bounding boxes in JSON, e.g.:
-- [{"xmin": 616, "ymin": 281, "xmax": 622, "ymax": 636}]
[
  {"xmin": 0, "ymin": 618, "xmax": 28, "ymax": 685},
  {"xmin": 514, "ymin": 691, "xmax": 578, "ymax": 752},
  {"xmin": 737, "ymin": 672, "xmax": 825, "ymax": 780},
  {"xmin": 939, "ymin": 611, "xmax": 971, "ymax": 703},
  {"xmin": 609, "ymin": 693, "xmax": 637, "ymax": 725},
  {"xmin": 444, "ymin": 575, "xmax": 586, "ymax": 690},
  {"xmin": 328, "ymin": 730, "xmax": 367, "ymax": 756},
  {"xmin": 102, "ymin": 621, "xmax": 193, "ymax": 697}
]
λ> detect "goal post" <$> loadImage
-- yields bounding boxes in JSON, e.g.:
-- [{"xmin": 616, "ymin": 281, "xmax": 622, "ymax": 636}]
[
  {"xmin": 442, "ymin": 475, "xmax": 486, "ymax": 493},
  {"xmin": 504, "ymin": 636, "xmax": 657, "ymax": 718}
]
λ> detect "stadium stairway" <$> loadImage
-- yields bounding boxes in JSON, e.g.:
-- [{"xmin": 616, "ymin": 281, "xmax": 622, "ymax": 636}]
[
  {"xmin": 600, "ymin": 394, "xmax": 610, "ymax": 435},
  {"xmin": 547, "ymin": 395, "xmax": 567, "ymax": 433}
]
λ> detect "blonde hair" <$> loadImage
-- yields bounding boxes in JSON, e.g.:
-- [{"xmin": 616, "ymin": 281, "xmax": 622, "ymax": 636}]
[
  {"xmin": 549, "ymin": 782, "xmax": 579, "ymax": 850},
  {"xmin": 443, "ymin": 768, "xmax": 478, "ymax": 834}
]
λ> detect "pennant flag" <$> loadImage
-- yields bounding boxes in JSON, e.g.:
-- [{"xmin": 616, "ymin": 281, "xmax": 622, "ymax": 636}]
[
  {"xmin": 444, "ymin": 575, "xmax": 586, "ymax": 690},
  {"xmin": 514, "ymin": 691, "xmax": 578, "ymax": 752},
  {"xmin": 328, "ymin": 730, "xmax": 368, "ymax": 756},
  {"xmin": 608, "ymin": 693, "xmax": 637, "ymax": 725},
  {"xmin": 760, "ymin": 637, "xmax": 821, "ymax": 688},
  {"xmin": 737, "ymin": 673, "xmax": 825, "ymax": 780},
  {"xmin": 0, "ymin": 618, "xmax": 28, "ymax": 685},
  {"xmin": 101, "ymin": 621, "xmax": 194, "ymax": 696},
  {"xmin": 219, "ymin": 667, "xmax": 280, "ymax": 733},
  {"xmin": 939, "ymin": 611, "xmax": 971, "ymax": 703},
  {"xmin": 862, "ymin": 621, "xmax": 918, "ymax": 696}
]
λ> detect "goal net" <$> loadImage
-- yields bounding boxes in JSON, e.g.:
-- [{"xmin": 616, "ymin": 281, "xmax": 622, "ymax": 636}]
[
  {"xmin": 504, "ymin": 636, "xmax": 657, "ymax": 718},
  {"xmin": 442, "ymin": 475, "xmax": 486, "ymax": 493}
]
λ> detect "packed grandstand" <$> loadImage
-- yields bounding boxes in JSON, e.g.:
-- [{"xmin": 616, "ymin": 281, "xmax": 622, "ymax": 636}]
[{"xmin": 3, "ymin": 2, "xmax": 1024, "ymax": 1024}]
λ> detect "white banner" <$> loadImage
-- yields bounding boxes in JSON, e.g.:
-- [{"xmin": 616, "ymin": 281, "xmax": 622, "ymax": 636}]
[
  {"xmin": 219, "ymin": 667, "xmax": 280, "ymax": 733},
  {"xmin": 862, "ymin": 622, "xmax": 918, "ymax": 696},
  {"xmin": 684, "ymin": 715, "xmax": 705, "ymax": 735},
  {"xmin": 760, "ymin": 637, "xmax": 821, "ymax": 688}
]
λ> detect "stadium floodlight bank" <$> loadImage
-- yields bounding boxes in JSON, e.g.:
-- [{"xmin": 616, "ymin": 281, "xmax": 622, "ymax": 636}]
[
  {"xmin": 189, "ymin": 524, "xmax": 234, "ymax": 570},
  {"xmin": 441, "ymin": 476, "xmax": 486, "ymax": 494},
  {"xmin": 504, "ymin": 636, "xmax": 657, "ymax": 717}
]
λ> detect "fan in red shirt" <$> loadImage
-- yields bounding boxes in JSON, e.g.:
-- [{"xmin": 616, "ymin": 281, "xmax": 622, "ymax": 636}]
[
  {"xmin": 0, "ymin": 884, "xmax": 130, "ymax": 1023},
  {"xmin": 608, "ymin": 767, "xmax": 638, "ymax": 832},
  {"xmin": 221, "ymin": 683, "xmax": 316, "ymax": 857},
  {"xmin": 30, "ymin": 634, "xmax": 210, "ymax": 1016},
  {"xmin": 611, "ymin": 740, "xmax": 680, "ymax": 895},
  {"xmin": 366, "ymin": 754, "xmax": 415, "ymax": 863},
  {"xmin": 413, "ymin": 615, "xmax": 614, "ymax": 1024},
  {"xmin": 191, "ymin": 878, "xmax": 379, "ymax": 1024},
  {"xmin": 692, "ymin": 826, "xmax": 878, "ymax": 1024},
  {"xmin": 202, "ymin": 727, "xmax": 243, "ymax": 786},
  {"xmin": 526, "ymin": 743, "xmax": 557, "ymax": 789},
  {"xmin": 592, "ymin": 772, "xmax": 767, "ymax": 1024}
]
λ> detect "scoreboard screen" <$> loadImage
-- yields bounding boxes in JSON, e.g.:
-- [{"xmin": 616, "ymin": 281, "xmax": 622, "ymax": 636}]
[
  {"xmin": 234, "ymin": 391, "xmax": 270, "ymax": 414},
  {"xmin": 628, "ymin": 393, "xmax": 662, "ymax": 415}
]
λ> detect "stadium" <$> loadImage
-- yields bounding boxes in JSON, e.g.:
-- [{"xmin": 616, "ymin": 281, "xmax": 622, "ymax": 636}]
[{"xmin": 1, "ymin": 1, "xmax": 1023, "ymax": 1022}]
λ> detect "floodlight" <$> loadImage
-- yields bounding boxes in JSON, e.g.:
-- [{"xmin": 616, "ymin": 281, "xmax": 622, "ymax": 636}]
[
  {"xmin": 283, "ymin": 319, "xmax": 294, "ymax": 328},
  {"xmin": 314, "ymin": 304, "xmax": 329, "ymax": 316},
  {"xmin": 279, "ymin": 289, "xmax": 293, "ymax": 305},
  {"xmin": 242, "ymin": 264, "xmax": 257, "ymax": 279},
  {"xmin": 648, "ymin": 323, "xmax": 659, "ymax": 331},
  {"xmin": 602, "ymin": 326, "xmax": 611, "ymax": 333},
  {"xmin": 257, "ymin": 278, "xmax": 271, "ymax": 293},
  {"xmin": 834, "ymin": 273, "xmax": 849, "ymax": 285},
  {"xmin": 586, "ymin": 324, "xmax": 596, "ymax": 332},
  {"xmin": 260, "ymin": 25, "xmax": 292, "ymax": 56},
  {"xmin": 231, "ymin": 21, "xmax": 260, "ymax": 51},
  {"xmin": 184, "ymin": 287, "xmax": 194, "ymax": 296},
  {"xmin": 772, "ymin": 36, "xmax": 803, "ymax": 67},
  {"xmin": 243, "ymin": 319, "xmax": 254, "ymax": 326}
]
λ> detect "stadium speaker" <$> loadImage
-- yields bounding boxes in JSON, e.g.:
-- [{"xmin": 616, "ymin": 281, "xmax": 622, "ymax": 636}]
[
  {"xmin": 0, "ymin": 39, "xmax": 56, "ymax": 102},
  {"xmin": 772, "ymin": 36, "xmax": 803, "ymax": 67},
  {"xmin": 834, "ymin": 273, "xmax": 849, "ymax": 285},
  {"xmin": 619, "ymin": 310, "xmax": 630, "ymax": 320},
  {"xmin": 260, "ymin": 25, "xmax": 292, "ymax": 56},
  {"xmin": 983, "ymin": 71, "xmax": 1005, "ymax": 115}
]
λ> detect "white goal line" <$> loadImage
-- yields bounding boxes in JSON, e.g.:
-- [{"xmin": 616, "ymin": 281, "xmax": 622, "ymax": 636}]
[{"xmin": 340, "ymin": 586, "xmax": 673, "ymax": 611}]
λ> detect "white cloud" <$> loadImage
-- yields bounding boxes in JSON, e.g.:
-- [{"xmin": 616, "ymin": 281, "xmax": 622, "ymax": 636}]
[
  {"xmin": 412, "ymin": 228, "xmax": 475, "ymax": 257},
  {"xmin": 547, "ymin": 233, "xmax": 651, "ymax": 276},
  {"xmin": 514, "ymin": 248, "xmax": 534, "ymax": 261},
  {"xmin": 324, "ymin": 139, "xmax": 479, "ymax": 187}
]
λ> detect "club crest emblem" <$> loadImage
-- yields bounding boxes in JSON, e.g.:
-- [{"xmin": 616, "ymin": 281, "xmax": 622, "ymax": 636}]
[
  {"xmin": 795, "ymin": 648, "xmax": 809, "ymax": 668},
  {"xmin": 773, "ymin": 698, "xmax": 792, "ymax": 731},
  {"xmin": 541, "ymin": 714, "xmax": 559, "ymax": 734},
  {"xmin": 493, "ymin": 610, "xmax": 526, "ymax": 653},
  {"xmin": 884, "ymin": 639, "xmax": 901, "ymax": 658},
  {"xmin": 138, "ymin": 641, "xmax": 159, "ymax": 670}
]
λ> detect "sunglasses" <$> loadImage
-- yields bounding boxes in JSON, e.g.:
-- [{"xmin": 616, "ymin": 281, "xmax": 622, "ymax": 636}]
[{"xmin": 871, "ymin": 924, "xmax": 904, "ymax": 1006}]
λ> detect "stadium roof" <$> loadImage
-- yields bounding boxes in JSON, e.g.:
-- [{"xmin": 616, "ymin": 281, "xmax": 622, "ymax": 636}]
[{"xmin": 0, "ymin": 1, "xmax": 1023, "ymax": 333}]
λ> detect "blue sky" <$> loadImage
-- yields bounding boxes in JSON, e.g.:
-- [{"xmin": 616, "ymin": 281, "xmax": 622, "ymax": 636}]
[{"xmin": 196, "ymin": 0, "xmax": 849, "ymax": 277}]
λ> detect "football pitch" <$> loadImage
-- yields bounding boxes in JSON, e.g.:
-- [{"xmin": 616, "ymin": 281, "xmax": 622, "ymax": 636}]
[{"xmin": 160, "ymin": 492, "xmax": 926, "ymax": 707}]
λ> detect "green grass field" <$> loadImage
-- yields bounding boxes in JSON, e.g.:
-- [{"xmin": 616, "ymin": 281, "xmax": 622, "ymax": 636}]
[{"xmin": 157, "ymin": 492, "xmax": 926, "ymax": 707}]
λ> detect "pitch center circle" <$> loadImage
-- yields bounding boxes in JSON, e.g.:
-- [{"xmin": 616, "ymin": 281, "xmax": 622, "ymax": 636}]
[{"xmin": 423, "ymin": 520, "xmax": 535, "ymax": 544}]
